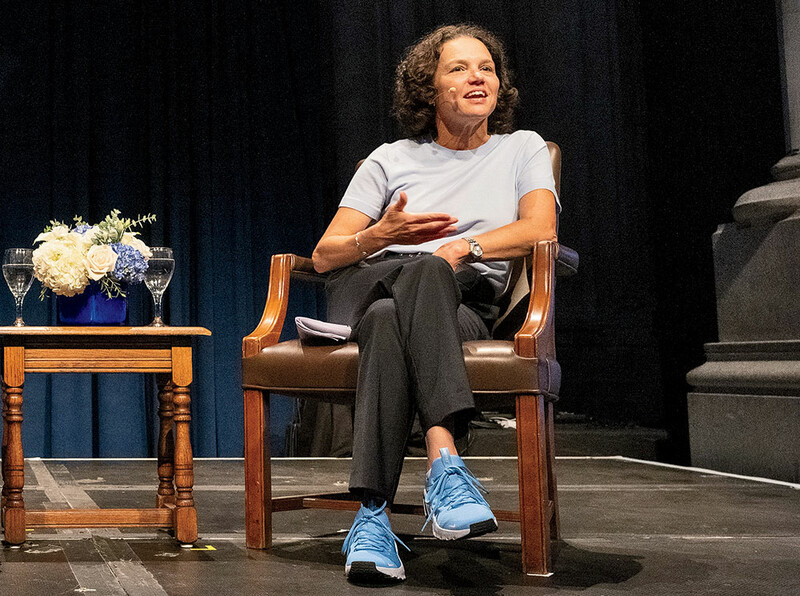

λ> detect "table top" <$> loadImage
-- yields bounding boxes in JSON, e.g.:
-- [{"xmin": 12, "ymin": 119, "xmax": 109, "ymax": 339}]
[{"xmin": 0, "ymin": 326, "xmax": 211, "ymax": 337}]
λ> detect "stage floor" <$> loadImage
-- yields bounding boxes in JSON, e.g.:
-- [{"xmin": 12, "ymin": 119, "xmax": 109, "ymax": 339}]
[{"xmin": 1, "ymin": 455, "xmax": 798, "ymax": 595}]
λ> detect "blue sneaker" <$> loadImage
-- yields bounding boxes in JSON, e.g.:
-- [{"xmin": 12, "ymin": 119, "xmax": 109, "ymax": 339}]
[
  {"xmin": 423, "ymin": 448, "xmax": 498, "ymax": 540},
  {"xmin": 342, "ymin": 501, "xmax": 409, "ymax": 582}
]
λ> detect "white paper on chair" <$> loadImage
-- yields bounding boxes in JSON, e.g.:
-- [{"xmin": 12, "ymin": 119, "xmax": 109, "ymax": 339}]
[{"xmin": 295, "ymin": 316, "xmax": 352, "ymax": 343}]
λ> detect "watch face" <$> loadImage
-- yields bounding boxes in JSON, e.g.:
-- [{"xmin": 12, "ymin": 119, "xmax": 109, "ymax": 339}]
[{"xmin": 472, "ymin": 244, "xmax": 483, "ymax": 258}]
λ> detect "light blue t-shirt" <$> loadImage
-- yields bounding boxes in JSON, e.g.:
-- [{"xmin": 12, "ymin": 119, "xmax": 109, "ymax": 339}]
[{"xmin": 340, "ymin": 130, "xmax": 559, "ymax": 295}]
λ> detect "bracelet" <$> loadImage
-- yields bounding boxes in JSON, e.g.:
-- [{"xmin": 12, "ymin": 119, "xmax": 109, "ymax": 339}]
[{"xmin": 355, "ymin": 231, "xmax": 370, "ymax": 260}]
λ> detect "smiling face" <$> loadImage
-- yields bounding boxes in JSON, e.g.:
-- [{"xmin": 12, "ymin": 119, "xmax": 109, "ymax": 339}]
[{"xmin": 433, "ymin": 36, "xmax": 500, "ymax": 136}]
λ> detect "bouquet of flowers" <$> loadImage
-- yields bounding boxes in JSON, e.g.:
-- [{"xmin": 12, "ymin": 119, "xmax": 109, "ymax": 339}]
[{"xmin": 32, "ymin": 210, "xmax": 156, "ymax": 298}]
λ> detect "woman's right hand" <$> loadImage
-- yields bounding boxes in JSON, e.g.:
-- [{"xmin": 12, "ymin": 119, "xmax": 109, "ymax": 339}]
[
  {"xmin": 373, "ymin": 192, "xmax": 458, "ymax": 245},
  {"xmin": 312, "ymin": 193, "xmax": 458, "ymax": 273}
]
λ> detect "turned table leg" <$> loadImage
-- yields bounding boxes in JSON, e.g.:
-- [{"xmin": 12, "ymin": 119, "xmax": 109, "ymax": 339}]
[
  {"xmin": 171, "ymin": 346, "xmax": 197, "ymax": 545},
  {"xmin": 156, "ymin": 374, "xmax": 176, "ymax": 508},
  {"xmin": 2, "ymin": 346, "xmax": 26, "ymax": 545},
  {"xmin": 2, "ymin": 378, "xmax": 9, "ymax": 515}
]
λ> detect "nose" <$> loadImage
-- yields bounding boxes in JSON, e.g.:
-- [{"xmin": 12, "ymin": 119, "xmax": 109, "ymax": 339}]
[{"xmin": 468, "ymin": 69, "xmax": 485, "ymax": 83}]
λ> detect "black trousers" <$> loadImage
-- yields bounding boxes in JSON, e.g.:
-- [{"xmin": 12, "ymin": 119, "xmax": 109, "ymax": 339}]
[{"xmin": 326, "ymin": 254, "xmax": 492, "ymax": 503}]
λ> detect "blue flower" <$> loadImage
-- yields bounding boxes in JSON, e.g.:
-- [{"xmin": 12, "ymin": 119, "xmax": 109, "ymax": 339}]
[
  {"xmin": 111, "ymin": 243, "xmax": 149, "ymax": 284},
  {"xmin": 74, "ymin": 224, "xmax": 93, "ymax": 234}
]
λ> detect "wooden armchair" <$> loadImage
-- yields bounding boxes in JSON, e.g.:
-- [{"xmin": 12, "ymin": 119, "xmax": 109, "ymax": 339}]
[{"xmin": 241, "ymin": 142, "xmax": 578, "ymax": 576}]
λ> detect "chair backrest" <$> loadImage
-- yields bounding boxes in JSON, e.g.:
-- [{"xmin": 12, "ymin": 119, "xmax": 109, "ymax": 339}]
[
  {"xmin": 491, "ymin": 141, "xmax": 561, "ymax": 338},
  {"xmin": 548, "ymin": 141, "xmax": 562, "ymax": 206}
]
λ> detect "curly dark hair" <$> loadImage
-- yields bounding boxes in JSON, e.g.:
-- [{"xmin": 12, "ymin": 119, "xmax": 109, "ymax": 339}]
[{"xmin": 393, "ymin": 24, "xmax": 519, "ymax": 139}]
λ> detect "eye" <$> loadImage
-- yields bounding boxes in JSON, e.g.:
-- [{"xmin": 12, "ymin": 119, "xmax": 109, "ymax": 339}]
[
  {"xmin": 480, "ymin": 65, "xmax": 495, "ymax": 72},
  {"xmin": 451, "ymin": 65, "xmax": 465, "ymax": 72}
]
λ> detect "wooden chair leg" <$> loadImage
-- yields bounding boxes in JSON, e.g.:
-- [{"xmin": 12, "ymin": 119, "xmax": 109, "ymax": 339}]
[
  {"xmin": 545, "ymin": 401, "xmax": 560, "ymax": 542},
  {"xmin": 516, "ymin": 393, "xmax": 552, "ymax": 576},
  {"xmin": 244, "ymin": 388, "xmax": 271, "ymax": 549}
]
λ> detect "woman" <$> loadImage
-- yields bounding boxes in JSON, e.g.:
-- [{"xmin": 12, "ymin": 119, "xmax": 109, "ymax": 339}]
[{"xmin": 312, "ymin": 23, "xmax": 559, "ymax": 582}]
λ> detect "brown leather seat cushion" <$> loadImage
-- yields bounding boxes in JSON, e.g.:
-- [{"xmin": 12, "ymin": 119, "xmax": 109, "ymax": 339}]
[{"xmin": 242, "ymin": 339, "xmax": 560, "ymax": 401}]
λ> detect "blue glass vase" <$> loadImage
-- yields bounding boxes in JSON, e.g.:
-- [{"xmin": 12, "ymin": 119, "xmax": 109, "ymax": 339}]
[{"xmin": 57, "ymin": 281, "xmax": 128, "ymax": 325}]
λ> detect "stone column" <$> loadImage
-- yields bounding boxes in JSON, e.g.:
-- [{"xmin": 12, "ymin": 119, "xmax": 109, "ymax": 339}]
[
  {"xmin": 686, "ymin": 158, "xmax": 800, "ymax": 482},
  {"xmin": 779, "ymin": 0, "xmax": 800, "ymax": 147},
  {"xmin": 686, "ymin": 2, "xmax": 800, "ymax": 484}
]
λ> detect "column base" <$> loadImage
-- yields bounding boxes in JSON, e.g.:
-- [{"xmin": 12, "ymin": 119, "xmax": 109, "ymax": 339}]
[{"xmin": 687, "ymin": 340, "xmax": 800, "ymax": 482}]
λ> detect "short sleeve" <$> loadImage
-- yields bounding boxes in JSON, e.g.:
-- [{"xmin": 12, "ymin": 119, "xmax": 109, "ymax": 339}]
[
  {"xmin": 516, "ymin": 132, "xmax": 561, "ymax": 212},
  {"xmin": 338, "ymin": 146, "xmax": 390, "ymax": 221}
]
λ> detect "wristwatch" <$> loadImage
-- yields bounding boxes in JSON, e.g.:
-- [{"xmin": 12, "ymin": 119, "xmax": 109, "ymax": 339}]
[{"xmin": 463, "ymin": 237, "xmax": 483, "ymax": 262}]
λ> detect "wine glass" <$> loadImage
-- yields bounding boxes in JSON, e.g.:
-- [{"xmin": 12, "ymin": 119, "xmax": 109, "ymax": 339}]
[
  {"xmin": 3, "ymin": 248, "xmax": 35, "ymax": 327},
  {"xmin": 145, "ymin": 247, "xmax": 175, "ymax": 327}
]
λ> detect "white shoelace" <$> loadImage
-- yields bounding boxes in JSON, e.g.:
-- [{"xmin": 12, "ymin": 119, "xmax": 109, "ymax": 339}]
[
  {"xmin": 422, "ymin": 465, "xmax": 489, "ymax": 531},
  {"xmin": 342, "ymin": 502, "xmax": 410, "ymax": 555}
]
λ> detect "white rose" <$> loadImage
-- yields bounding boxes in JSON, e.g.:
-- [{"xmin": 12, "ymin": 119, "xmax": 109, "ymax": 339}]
[
  {"xmin": 121, "ymin": 232, "xmax": 152, "ymax": 260},
  {"xmin": 129, "ymin": 237, "xmax": 152, "ymax": 260},
  {"xmin": 84, "ymin": 244, "xmax": 118, "ymax": 281}
]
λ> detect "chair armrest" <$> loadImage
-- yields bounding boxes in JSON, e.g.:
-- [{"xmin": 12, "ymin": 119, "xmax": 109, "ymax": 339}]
[
  {"xmin": 288, "ymin": 255, "xmax": 330, "ymax": 282},
  {"xmin": 555, "ymin": 245, "xmax": 579, "ymax": 277},
  {"xmin": 242, "ymin": 254, "xmax": 327, "ymax": 357},
  {"xmin": 515, "ymin": 241, "xmax": 559, "ymax": 359}
]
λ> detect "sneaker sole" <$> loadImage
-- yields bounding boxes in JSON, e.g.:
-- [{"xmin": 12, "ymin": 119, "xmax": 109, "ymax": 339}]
[
  {"xmin": 346, "ymin": 561, "xmax": 406, "ymax": 582},
  {"xmin": 431, "ymin": 516, "xmax": 498, "ymax": 541}
]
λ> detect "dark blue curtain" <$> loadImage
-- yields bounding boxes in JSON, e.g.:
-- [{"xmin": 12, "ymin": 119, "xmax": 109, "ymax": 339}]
[
  {"xmin": 0, "ymin": 1, "xmax": 324, "ymax": 457},
  {"xmin": 0, "ymin": 1, "xmax": 785, "ymax": 458}
]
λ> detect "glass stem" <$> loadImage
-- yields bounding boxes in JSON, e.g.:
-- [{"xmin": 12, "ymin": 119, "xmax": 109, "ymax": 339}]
[
  {"xmin": 14, "ymin": 295, "xmax": 24, "ymax": 326},
  {"xmin": 153, "ymin": 293, "xmax": 163, "ymax": 321}
]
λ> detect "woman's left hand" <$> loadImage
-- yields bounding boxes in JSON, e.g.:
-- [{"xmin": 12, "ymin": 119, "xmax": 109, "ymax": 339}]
[{"xmin": 432, "ymin": 239, "xmax": 471, "ymax": 270}]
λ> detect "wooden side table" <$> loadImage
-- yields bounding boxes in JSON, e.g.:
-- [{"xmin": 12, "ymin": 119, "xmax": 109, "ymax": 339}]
[{"xmin": 0, "ymin": 326, "xmax": 211, "ymax": 545}]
